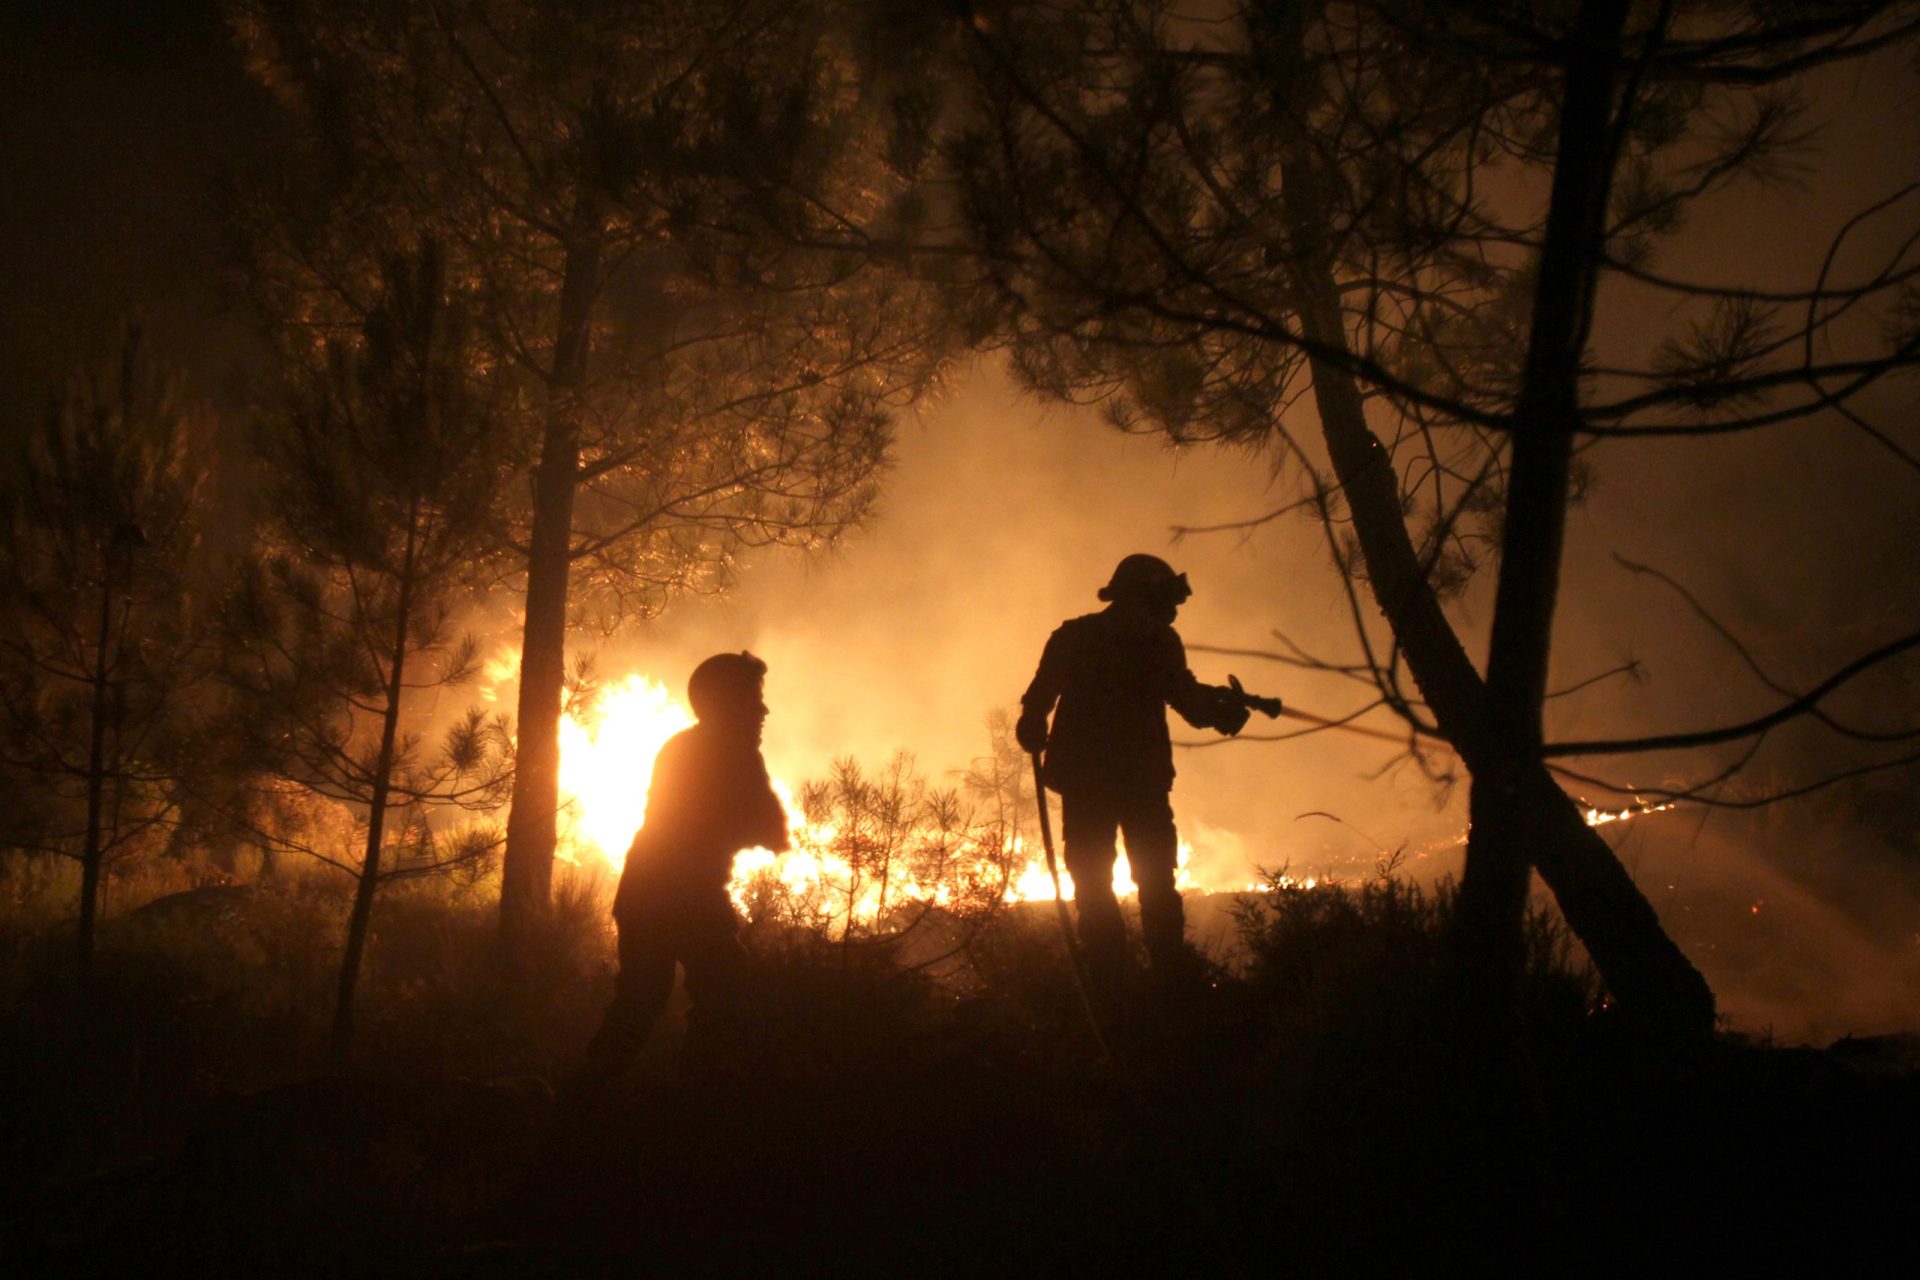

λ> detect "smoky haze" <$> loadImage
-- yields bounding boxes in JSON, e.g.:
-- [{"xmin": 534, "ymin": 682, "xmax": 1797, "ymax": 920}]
[
  {"xmin": 575, "ymin": 342, "xmax": 1918, "ymax": 1044},
  {"xmin": 2, "ymin": 5, "xmax": 1914, "ymax": 1046},
  {"xmin": 577, "ymin": 53, "xmax": 1920, "ymax": 1043},
  {"xmin": 580, "ymin": 360, "xmax": 1436, "ymax": 883}
]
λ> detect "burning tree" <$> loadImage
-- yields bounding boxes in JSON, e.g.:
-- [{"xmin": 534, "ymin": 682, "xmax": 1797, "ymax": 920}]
[
  {"xmin": 220, "ymin": 245, "xmax": 513, "ymax": 1064},
  {"xmin": 228, "ymin": 0, "xmax": 954, "ymax": 951},
  {"xmin": 946, "ymin": 0, "xmax": 1920, "ymax": 1031},
  {"xmin": 0, "ymin": 326, "xmax": 207, "ymax": 974},
  {"xmin": 733, "ymin": 751, "xmax": 1021, "ymax": 982}
]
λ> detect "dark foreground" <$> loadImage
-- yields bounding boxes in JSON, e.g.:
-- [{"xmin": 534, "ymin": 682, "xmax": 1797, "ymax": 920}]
[{"xmin": 3, "ymin": 881, "xmax": 1915, "ymax": 1276}]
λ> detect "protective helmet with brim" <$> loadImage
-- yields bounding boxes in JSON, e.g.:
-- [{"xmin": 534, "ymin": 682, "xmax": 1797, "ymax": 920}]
[{"xmin": 1097, "ymin": 553, "xmax": 1192, "ymax": 606}]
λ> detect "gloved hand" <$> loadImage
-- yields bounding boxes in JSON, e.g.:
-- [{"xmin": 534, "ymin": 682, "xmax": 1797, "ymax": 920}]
[
  {"xmin": 1216, "ymin": 700, "xmax": 1251, "ymax": 737},
  {"xmin": 1016, "ymin": 707, "xmax": 1050, "ymax": 755}
]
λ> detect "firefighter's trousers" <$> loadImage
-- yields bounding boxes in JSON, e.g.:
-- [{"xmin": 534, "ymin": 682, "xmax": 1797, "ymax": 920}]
[
  {"xmin": 588, "ymin": 885, "xmax": 745, "ymax": 1065},
  {"xmin": 1060, "ymin": 788, "xmax": 1184, "ymax": 978}
]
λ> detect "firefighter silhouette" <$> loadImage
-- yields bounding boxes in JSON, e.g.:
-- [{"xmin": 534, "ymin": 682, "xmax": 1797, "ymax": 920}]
[
  {"xmin": 1018, "ymin": 555, "xmax": 1251, "ymax": 980},
  {"xmin": 586, "ymin": 651, "xmax": 789, "ymax": 1068}
]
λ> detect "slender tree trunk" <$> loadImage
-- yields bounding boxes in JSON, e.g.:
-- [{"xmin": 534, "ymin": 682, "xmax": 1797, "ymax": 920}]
[
  {"xmin": 1276, "ymin": 5, "xmax": 1712, "ymax": 1034},
  {"xmin": 77, "ymin": 551, "xmax": 114, "ymax": 978},
  {"xmin": 331, "ymin": 514, "xmax": 419, "ymax": 1069},
  {"xmin": 499, "ymin": 196, "xmax": 603, "ymax": 951}
]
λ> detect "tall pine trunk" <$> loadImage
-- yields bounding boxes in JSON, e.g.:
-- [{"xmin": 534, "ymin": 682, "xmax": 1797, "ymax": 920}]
[
  {"xmin": 1459, "ymin": 0, "xmax": 1632, "ymax": 1020},
  {"xmin": 499, "ymin": 197, "xmax": 602, "ymax": 951},
  {"xmin": 1276, "ymin": 2, "xmax": 1713, "ymax": 1035}
]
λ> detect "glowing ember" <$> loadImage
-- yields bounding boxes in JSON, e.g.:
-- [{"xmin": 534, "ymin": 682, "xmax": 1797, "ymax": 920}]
[{"xmin": 1583, "ymin": 799, "xmax": 1676, "ymax": 827}]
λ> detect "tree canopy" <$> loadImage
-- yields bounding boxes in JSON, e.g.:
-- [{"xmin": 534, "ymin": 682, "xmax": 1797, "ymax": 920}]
[
  {"xmin": 945, "ymin": 0, "xmax": 1920, "ymax": 1029},
  {"xmin": 230, "ymin": 0, "xmax": 959, "ymax": 938}
]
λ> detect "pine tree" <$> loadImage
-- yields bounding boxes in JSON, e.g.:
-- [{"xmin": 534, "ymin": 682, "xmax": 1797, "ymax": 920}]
[
  {"xmin": 223, "ymin": 245, "xmax": 513, "ymax": 1063},
  {"xmin": 229, "ymin": 0, "xmax": 955, "ymax": 950},
  {"xmin": 950, "ymin": 0, "xmax": 1920, "ymax": 1032},
  {"xmin": 0, "ymin": 326, "xmax": 207, "ymax": 973}
]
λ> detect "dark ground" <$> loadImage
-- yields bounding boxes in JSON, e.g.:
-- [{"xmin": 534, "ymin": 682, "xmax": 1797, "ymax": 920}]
[{"xmin": 3, "ymin": 884, "xmax": 1916, "ymax": 1277}]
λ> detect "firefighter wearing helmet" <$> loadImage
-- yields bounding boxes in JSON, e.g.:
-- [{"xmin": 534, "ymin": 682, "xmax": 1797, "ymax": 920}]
[
  {"xmin": 586, "ymin": 651, "xmax": 790, "ymax": 1070},
  {"xmin": 1018, "ymin": 555, "xmax": 1254, "ymax": 982}
]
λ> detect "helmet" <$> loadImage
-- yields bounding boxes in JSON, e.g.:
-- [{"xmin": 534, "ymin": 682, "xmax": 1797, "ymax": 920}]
[
  {"xmin": 1097, "ymin": 554, "xmax": 1192, "ymax": 606},
  {"xmin": 687, "ymin": 650, "xmax": 768, "ymax": 720}
]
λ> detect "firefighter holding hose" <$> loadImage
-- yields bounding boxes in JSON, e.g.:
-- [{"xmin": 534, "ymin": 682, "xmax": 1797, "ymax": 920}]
[{"xmin": 1018, "ymin": 554, "xmax": 1277, "ymax": 986}]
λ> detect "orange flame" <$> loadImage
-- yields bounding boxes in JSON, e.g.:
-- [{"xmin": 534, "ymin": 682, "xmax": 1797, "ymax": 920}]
[
  {"xmin": 554, "ymin": 674, "xmax": 1203, "ymax": 921},
  {"xmin": 554, "ymin": 672, "xmax": 1676, "ymax": 922}
]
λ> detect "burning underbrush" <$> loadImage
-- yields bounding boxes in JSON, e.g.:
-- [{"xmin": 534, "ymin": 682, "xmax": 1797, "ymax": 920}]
[{"xmin": 552, "ymin": 673, "xmax": 1286, "ymax": 938}]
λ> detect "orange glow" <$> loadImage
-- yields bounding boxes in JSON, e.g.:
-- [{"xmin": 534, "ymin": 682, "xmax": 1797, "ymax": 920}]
[
  {"xmin": 552, "ymin": 672, "xmax": 1201, "ymax": 922},
  {"xmin": 1583, "ymin": 799, "xmax": 1677, "ymax": 827},
  {"xmin": 551, "ymin": 670, "xmax": 1679, "ymax": 923},
  {"xmin": 556, "ymin": 674, "xmax": 695, "ymax": 866}
]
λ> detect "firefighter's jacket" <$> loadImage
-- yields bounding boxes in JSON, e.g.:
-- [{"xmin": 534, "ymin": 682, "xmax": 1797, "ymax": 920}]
[
  {"xmin": 1022, "ymin": 605, "xmax": 1237, "ymax": 798},
  {"xmin": 613, "ymin": 721, "xmax": 789, "ymax": 920}
]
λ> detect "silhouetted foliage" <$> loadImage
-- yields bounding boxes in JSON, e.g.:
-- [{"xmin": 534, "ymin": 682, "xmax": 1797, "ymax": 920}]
[
  {"xmin": 0, "ymin": 326, "xmax": 209, "ymax": 971},
  {"xmin": 738, "ymin": 751, "xmax": 1020, "ymax": 984},
  {"xmin": 228, "ymin": 0, "xmax": 957, "ymax": 942},
  {"xmin": 948, "ymin": 0, "xmax": 1920, "ymax": 1033},
  {"xmin": 9, "ymin": 838, "xmax": 1912, "ymax": 1275},
  {"xmin": 219, "ymin": 244, "xmax": 513, "ymax": 1063}
]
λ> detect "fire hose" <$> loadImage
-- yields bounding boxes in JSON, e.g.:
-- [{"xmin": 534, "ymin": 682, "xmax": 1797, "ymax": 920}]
[
  {"xmin": 1182, "ymin": 678, "xmax": 1439, "ymax": 750},
  {"xmin": 1028, "ymin": 673, "xmax": 1291, "ymax": 1057},
  {"xmin": 1030, "ymin": 752, "xmax": 1112, "ymax": 1060},
  {"xmin": 1028, "ymin": 748, "xmax": 1246, "ymax": 1278}
]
